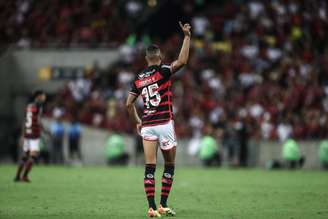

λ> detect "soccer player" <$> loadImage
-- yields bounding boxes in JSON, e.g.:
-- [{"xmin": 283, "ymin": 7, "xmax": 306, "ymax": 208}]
[
  {"xmin": 126, "ymin": 22, "xmax": 191, "ymax": 217},
  {"xmin": 14, "ymin": 90, "xmax": 47, "ymax": 182}
]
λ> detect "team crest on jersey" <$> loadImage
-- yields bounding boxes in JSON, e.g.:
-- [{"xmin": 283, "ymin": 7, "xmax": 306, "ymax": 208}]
[{"xmin": 138, "ymin": 69, "xmax": 155, "ymax": 79}]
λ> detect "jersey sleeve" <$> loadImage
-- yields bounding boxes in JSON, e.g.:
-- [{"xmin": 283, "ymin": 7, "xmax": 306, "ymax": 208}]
[
  {"xmin": 129, "ymin": 81, "xmax": 140, "ymax": 97},
  {"xmin": 160, "ymin": 64, "xmax": 173, "ymax": 79}
]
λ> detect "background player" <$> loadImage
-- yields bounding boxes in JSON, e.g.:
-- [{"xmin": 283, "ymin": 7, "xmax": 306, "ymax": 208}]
[
  {"xmin": 126, "ymin": 21, "xmax": 191, "ymax": 217},
  {"xmin": 14, "ymin": 90, "xmax": 47, "ymax": 182}
]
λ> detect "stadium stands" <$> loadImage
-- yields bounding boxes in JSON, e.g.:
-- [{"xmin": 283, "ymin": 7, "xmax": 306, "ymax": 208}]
[{"xmin": 3, "ymin": 0, "xmax": 328, "ymax": 140}]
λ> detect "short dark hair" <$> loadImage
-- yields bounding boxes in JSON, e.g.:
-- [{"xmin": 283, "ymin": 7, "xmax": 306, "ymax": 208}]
[
  {"xmin": 146, "ymin": 44, "xmax": 160, "ymax": 57},
  {"xmin": 30, "ymin": 90, "xmax": 45, "ymax": 101}
]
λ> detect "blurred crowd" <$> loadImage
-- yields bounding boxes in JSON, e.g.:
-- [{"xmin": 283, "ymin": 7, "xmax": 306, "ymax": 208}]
[
  {"xmin": 1, "ymin": 0, "xmax": 152, "ymax": 47},
  {"xmin": 4, "ymin": 0, "xmax": 328, "ymax": 141}
]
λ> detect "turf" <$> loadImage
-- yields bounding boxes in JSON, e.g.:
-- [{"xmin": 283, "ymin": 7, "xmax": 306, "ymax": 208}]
[{"xmin": 0, "ymin": 165, "xmax": 328, "ymax": 219}]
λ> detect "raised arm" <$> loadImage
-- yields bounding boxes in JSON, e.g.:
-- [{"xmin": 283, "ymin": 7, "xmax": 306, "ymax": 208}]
[
  {"xmin": 171, "ymin": 21, "xmax": 191, "ymax": 73},
  {"xmin": 126, "ymin": 93, "xmax": 142, "ymax": 133}
]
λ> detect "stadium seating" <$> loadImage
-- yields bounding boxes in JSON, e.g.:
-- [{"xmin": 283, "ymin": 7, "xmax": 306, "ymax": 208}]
[{"xmin": 2, "ymin": 0, "xmax": 328, "ymax": 140}]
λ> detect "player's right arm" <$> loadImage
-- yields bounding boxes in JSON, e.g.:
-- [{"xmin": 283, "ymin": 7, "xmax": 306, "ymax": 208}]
[
  {"xmin": 126, "ymin": 93, "xmax": 142, "ymax": 134},
  {"xmin": 170, "ymin": 21, "xmax": 191, "ymax": 74}
]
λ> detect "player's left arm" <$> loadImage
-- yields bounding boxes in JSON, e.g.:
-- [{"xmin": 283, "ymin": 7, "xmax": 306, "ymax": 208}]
[
  {"xmin": 170, "ymin": 21, "xmax": 191, "ymax": 74},
  {"xmin": 126, "ymin": 93, "xmax": 142, "ymax": 134}
]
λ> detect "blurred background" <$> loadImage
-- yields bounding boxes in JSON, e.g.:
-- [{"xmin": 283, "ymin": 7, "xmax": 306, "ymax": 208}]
[{"xmin": 1, "ymin": 0, "xmax": 328, "ymax": 169}]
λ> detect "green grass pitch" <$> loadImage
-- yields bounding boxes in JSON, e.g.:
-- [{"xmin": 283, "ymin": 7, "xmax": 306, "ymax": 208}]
[{"xmin": 1, "ymin": 165, "xmax": 328, "ymax": 219}]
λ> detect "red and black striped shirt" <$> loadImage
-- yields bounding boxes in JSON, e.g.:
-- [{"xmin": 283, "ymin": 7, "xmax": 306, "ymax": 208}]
[
  {"xmin": 24, "ymin": 103, "xmax": 43, "ymax": 139},
  {"xmin": 130, "ymin": 64, "xmax": 173, "ymax": 126}
]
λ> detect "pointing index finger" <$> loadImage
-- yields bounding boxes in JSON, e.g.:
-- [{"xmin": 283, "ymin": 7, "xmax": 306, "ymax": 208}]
[{"xmin": 179, "ymin": 21, "xmax": 184, "ymax": 29}]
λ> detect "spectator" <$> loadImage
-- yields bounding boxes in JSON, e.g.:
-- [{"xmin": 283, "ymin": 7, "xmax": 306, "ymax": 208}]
[
  {"xmin": 236, "ymin": 118, "xmax": 249, "ymax": 167},
  {"xmin": 318, "ymin": 140, "xmax": 328, "ymax": 170},
  {"xmin": 188, "ymin": 109, "xmax": 204, "ymax": 156},
  {"xmin": 277, "ymin": 120, "xmax": 293, "ymax": 142},
  {"xmin": 10, "ymin": 0, "xmax": 328, "ymax": 143},
  {"xmin": 282, "ymin": 138, "xmax": 305, "ymax": 169},
  {"xmin": 192, "ymin": 15, "xmax": 209, "ymax": 38},
  {"xmin": 68, "ymin": 76, "xmax": 91, "ymax": 103},
  {"xmin": 50, "ymin": 117, "xmax": 65, "ymax": 164},
  {"xmin": 68, "ymin": 119, "xmax": 82, "ymax": 161},
  {"xmin": 198, "ymin": 125, "xmax": 221, "ymax": 167},
  {"xmin": 105, "ymin": 131, "xmax": 129, "ymax": 165},
  {"xmin": 223, "ymin": 119, "xmax": 239, "ymax": 166}
]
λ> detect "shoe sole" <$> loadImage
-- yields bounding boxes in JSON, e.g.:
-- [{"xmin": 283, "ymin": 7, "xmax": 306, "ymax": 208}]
[
  {"xmin": 159, "ymin": 210, "xmax": 175, "ymax": 217},
  {"xmin": 148, "ymin": 214, "xmax": 161, "ymax": 218}
]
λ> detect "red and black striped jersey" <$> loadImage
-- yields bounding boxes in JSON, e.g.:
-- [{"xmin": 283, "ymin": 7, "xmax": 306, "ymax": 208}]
[
  {"xmin": 23, "ymin": 103, "xmax": 43, "ymax": 139},
  {"xmin": 130, "ymin": 64, "xmax": 173, "ymax": 126}
]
